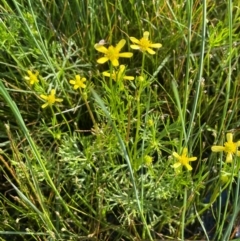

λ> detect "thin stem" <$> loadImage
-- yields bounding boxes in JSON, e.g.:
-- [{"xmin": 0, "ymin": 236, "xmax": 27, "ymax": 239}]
[{"xmin": 186, "ymin": 0, "xmax": 206, "ymax": 143}]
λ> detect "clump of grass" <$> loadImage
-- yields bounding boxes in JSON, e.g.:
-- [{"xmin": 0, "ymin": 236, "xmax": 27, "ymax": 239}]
[{"xmin": 1, "ymin": 0, "xmax": 240, "ymax": 240}]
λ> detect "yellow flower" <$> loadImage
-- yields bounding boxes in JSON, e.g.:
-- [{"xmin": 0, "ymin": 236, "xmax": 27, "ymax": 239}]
[
  {"xmin": 130, "ymin": 31, "xmax": 162, "ymax": 55},
  {"xmin": 102, "ymin": 65, "xmax": 134, "ymax": 81},
  {"xmin": 24, "ymin": 70, "xmax": 39, "ymax": 85},
  {"xmin": 172, "ymin": 147, "xmax": 197, "ymax": 171},
  {"xmin": 211, "ymin": 133, "xmax": 240, "ymax": 163},
  {"xmin": 147, "ymin": 119, "xmax": 154, "ymax": 127},
  {"xmin": 94, "ymin": 39, "xmax": 133, "ymax": 66},
  {"xmin": 40, "ymin": 89, "xmax": 63, "ymax": 109},
  {"xmin": 144, "ymin": 155, "xmax": 153, "ymax": 166},
  {"xmin": 69, "ymin": 75, "xmax": 86, "ymax": 89}
]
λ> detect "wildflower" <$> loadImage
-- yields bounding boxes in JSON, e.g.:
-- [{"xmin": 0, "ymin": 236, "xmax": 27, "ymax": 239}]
[
  {"xmin": 130, "ymin": 31, "xmax": 162, "ymax": 55},
  {"xmin": 144, "ymin": 155, "xmax": 153, "ymax": 166},
  {"xmin": 147, "ymin": 119, "xmax": 154, "ymax": 127},
  {"xmin": 172, "ymin": 147, "xmax": 197, "ymax": 171},
  {"xmin": 69, "ymin": 75, "xmax": 86, "ymax": 89},
  {"xmin": 102, "ymin": 65, "xmax": 134, "ymax": 81},
  {"xmin": 24, "ymin": 70, "xmax": 39, "ymax": 85},
  {"xmin": 94, "ymin": 39, "xmax": 133, "ymax": 66},
  {"xmin": 211, "ymin": 133, "xmax": 240, "ymax": 163},
  {"xmin": 40, "ymin": 89, "xmax": 63, "ymax": 109}
]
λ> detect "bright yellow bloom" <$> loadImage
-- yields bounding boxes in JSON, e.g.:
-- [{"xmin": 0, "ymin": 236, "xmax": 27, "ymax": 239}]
[
  {"xmin": 172, "ymin": 147, "xmax": 197, "ymax": 171},
  {"xmin": 69, "ymin": 75, "xmax": 86, "ymax": 89},
  {"xmin": 24, "ymin": 70, "xmax": 39, "ymax": 85},
  {"xmin": 130, "ymin": 31, "xmax": 162, "ymax": 55},
  {"xmin": 102, "ymin": 65, "xmax": 134, "ymax": 81},
  {"xmin": 40, "ymin": 89, "xmax": 63, "ymax": 109},
  {"xmin": 211, "ymin": 133, "xmax": 240, "ymax": 163},
  {"xmin": 94, "ymin": 39, "xmax": 133, "ymax": 66}
]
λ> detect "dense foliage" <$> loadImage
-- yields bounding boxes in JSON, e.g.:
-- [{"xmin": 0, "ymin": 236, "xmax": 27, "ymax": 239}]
[{"xmin": 0, "ymin": 0, "xmax": 240, "ymax": 240}]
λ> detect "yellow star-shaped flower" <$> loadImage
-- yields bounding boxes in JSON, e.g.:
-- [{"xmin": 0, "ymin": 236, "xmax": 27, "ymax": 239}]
[
  {"xmin": 69, "ymin": 75, "xmax": 86, "ymax": 89},
  {"xmin": 211, "ymin": 133, "xmax": 240, "ymax": 163},
  {"xmin": 24, "ymin": 70, "xmax": 39, "ymax": 85},
  {"xmin": 172, "ymin": 147, "xmax": 197, "ymax": 171},
  {"xmin": 40, "ymin": 89, "xmax": 63, "ymax": 109},
  {"xmin": 102, "ymin": 65, "xmax": 134, "ymax": 81},
  {"xmin": 94, "ymin": 39, "xmax": 133, "ymax": 66},
  {"xmin": 130, "ymin": 31, "xmax": 162, "ymax": 55}
]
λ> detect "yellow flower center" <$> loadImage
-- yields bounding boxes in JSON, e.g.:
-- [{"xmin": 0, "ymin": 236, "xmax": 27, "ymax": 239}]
[
  {"xmin": 76, "ymin": 79, "xmax": 84, "ymax": 87},
  {"xmin": 30, "ymin": 74, "xmax": 38, "ymax": 82},
  {"xmin": 139, "ymin": 38, "xmax": 151, "ymax": 51},
  {"xmin": 180, "ymin": 156, "xmax": 189, "ymax": 166},
  {"xmin": 224, "ymin": 141, "xmax": 237, "ymax": 153},
  {"xmin": 106, "ymin": 46, "xmax": 119, "ymax": 61},
  {"xmin": 47, "ymin": 95, "xmax": 56, "ymax": 105}
]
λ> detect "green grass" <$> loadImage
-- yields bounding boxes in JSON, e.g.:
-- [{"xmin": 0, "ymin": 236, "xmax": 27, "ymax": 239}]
[{"xmin": 1, "ymin": 0, "xmax": 240, "ymax": 240}]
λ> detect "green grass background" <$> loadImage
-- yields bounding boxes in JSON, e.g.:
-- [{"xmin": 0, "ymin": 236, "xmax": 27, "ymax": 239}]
[{"xmin": 0, "ymin": 0, "xmax": 240, "ymax": 240}]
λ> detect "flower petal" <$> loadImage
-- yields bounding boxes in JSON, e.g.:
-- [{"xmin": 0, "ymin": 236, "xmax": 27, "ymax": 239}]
[
  {"xmin": 112, "ymin": 59, "xmax": 119, "ymax": 66},
  {"xmin": 226, "ymin": 133, "xmax": 233, "ymax": 142},
  {"xmin": 50, "ymin": 89, "xmax": 56, "ymax": 95},
  {"xmin": 94, "ymin": 44, "xmax": 108, "ymax": 53},
  {"xmin": 103, "ymin": 72, "xmax": 111, "ymax": 77},
  {"xmin": 143, "ymin": 31, "xmax": 150, "ymax": 39},
  {"xmin": 41, "ymin": 102, "xmax": 49, "ymax": 108},
  {"xmin": 97, "ymin": 57, "xmax": 109, "ymax": 64},
  {"xmin": 130, "ymin": 37, "xmax": 140, "ymax": 44},
  {"xmin": 185, "ymin": 164, "xmax": 193, "ymax": 171},
  {"xmin": 173, "ymin": 152, "xmax": 180, "ymax": 159},
  {"xmin": 226, "ymin": 153, "xmax": 233, "ymax": 163},
  {"xmin": 116, "ymin": 39, "xmax": 126, "ymax": 51},
  {"xmin": 211, "ymin": 146, "xmax": 225, "ymax": 152},
  {"xmin": 40, "ymin": 94, "xmax": 48, "ymax": 100},
  {"xmin": 117, "ymin": 68, "xmax": 124, "ymax": 78},
  {"xmin": 130, "ymin": 45, "xmax": 141, "ymax": 50},
  {"xmin": 172, "ymin": 162, "xmax": 181, "ymax": 169},
  {"xmin": 119, "ymin": 65, "xmax": 126, "ymax": 72},
  {"xmin": 118, "ymin": 52, "xmax": 133, "ymax": 58},
  {"xmin": 55, "ymin": 98, "xmax": 63, "ymax": 102},
  {"xmin": 149, "ymin": 43, "xmax": 162, "ymax": 48},
  {"xmin": 123, "ymin": 76, "xmax": 134, "ymax": 80},
  {"xmin": 146, "ymin": 48, "xmax": 156, "ymax": 55},
  {"xmin": 75, "ymin": 75, "xmax": 81, "ymax": 81},
  {"xmin": 69, "ymin": 80, "xmax": 76, "ymax": 85},
  {"xmin": 188, "ymin": 157, "xmax": 197, "ymax": 162},
  {"xmin": 182, "ymin": 148, "xmax": 188, "ymax": 156}
]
